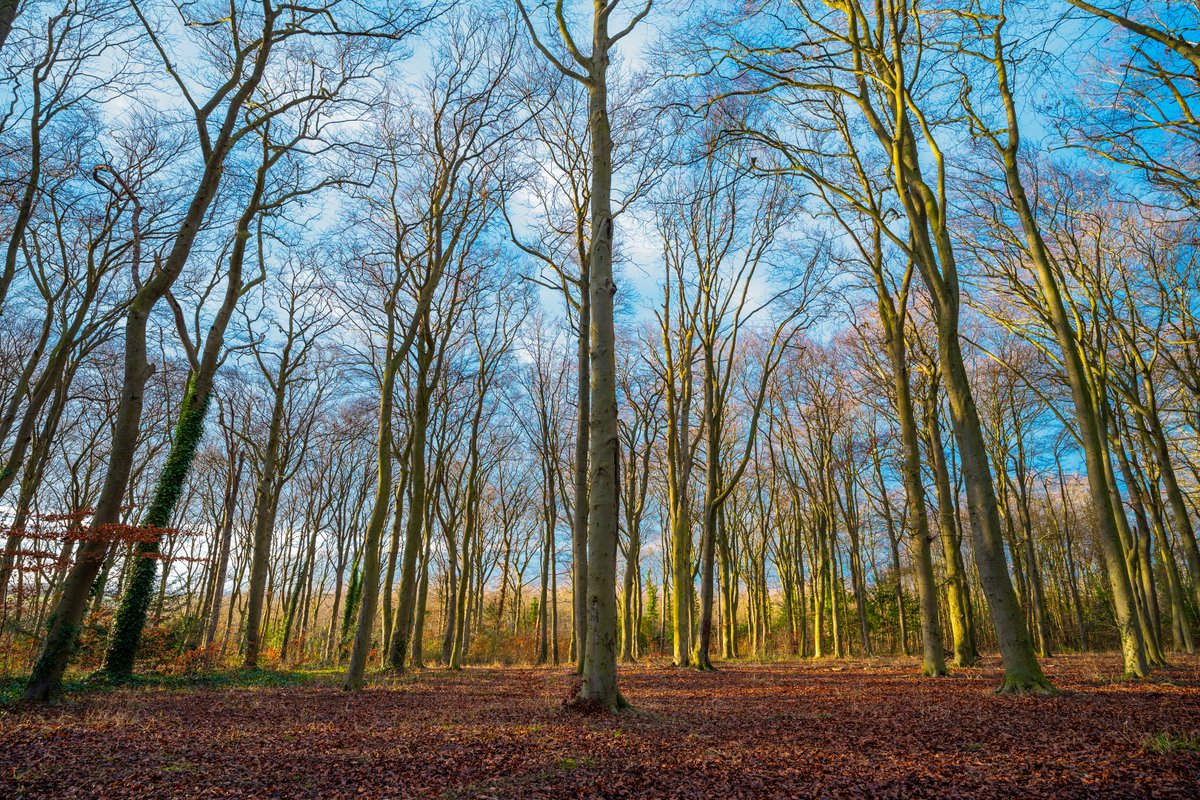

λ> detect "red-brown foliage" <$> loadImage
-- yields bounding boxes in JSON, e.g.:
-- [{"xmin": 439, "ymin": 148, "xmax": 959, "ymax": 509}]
[{"xmin": 1, "ymin": 654, "xmax": 1197, "ymax": 798}]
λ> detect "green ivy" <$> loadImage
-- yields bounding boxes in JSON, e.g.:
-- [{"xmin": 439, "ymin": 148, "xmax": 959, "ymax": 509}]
[{"xmin": 102, "ymin": 379, "xmax": 212, "ymax": 678}]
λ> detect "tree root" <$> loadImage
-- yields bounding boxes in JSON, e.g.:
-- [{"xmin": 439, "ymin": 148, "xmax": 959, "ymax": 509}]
[
  {"xmin": 563, "ymin": 682, "xmax": 629, "ymax": 714},
  {"xmin": 994, "ymin": 674, "xmax": 1058, "ymax": 695}
]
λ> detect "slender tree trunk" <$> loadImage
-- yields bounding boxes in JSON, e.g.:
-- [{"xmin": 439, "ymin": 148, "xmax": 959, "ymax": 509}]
[
  {"xmin": 411, "ymin": 523, "xmax": 432, "ymax": 669},
  {"xmin": 280, "ymin": 533, "xmax": 312, "ymax": 663},
  {"xmin": 925, "ymin": 393, "xmax": 978, "ymax": 666},
  {"xmin": 325, "ymin": 550, "xmax": 347, "ymax": 664},
  {"xmin": 717, "ymin": 523, "xmax": 735, "ymax": 660},
  {"xmin": 22, "ymin": 301, "xmax": 156, "ymax": 701},
  {"xmin": 103, "ymin": 151, "xmax": 267, "ymax": 678},
  {"xmin": 853, "ymin": 29, "xmax": 1049, "ymax": 688},
  {"xmin": 572, "ymin": 22, "xmax": 625, "ymax": 709},
  {"xmin": 381, "ymin": 474, "xmax": 405, "ymax": 658},
  {"xmin": 344, "ymin": 343, "xmax": 398, "ymax": 691},
  {"xmin": 882, "ymin": 301, "xmax": 945, "ymax": 675},
  {"xmin": 22, "ymin": 16, "xmax": 274, "ymax": 699},
  {"xmin": 938, "ymin": 326, "xmax": 1049, "ymax": 691},
  {"xmin": 242, "ymin": 377, "xmax": 288, "ymax": 669},
  {"xmin": 551, "ymin": 533, "xmax": 560, "ymax": 664},
  {"xmin": 538, "ymin": 461, "xmax": 555, "ymax": 664},
  {"xmin": 571, "ymin": 291, "xmax": 590, "ymax": 675},
  {"xmin": 986, "ymin": 48, "xmax": 1148, "ymax": 677},
  {"xmin": 389, "ymin": 328, "xmax": 433, "ymax": 672},
  {"xmin": 450, "ymin": 398, "xmax": 484, "ymax": 669},
  {"xmin": 695, "ymin": 354, "xmax": 719, "ymax": 671},
  {"xmin": 1010, "ymin": 466, "xmax": 1052, "ymax": 659}
]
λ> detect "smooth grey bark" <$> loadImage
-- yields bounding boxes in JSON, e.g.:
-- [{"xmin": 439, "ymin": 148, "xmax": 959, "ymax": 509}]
[
  {"xmin": 576, "ymin": 51, "xmax": 624, "ymax": 705},
  {"xmin": 514, "ymin": 0, "xmax": 650, "ymax": 711},
  {"xmin": 571, "ymin": 296, "xmax": 590, "ymax": 674}
]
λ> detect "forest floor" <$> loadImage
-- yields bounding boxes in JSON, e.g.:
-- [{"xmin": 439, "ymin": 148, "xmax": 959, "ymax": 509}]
[{"xmin": 1, "ymin": 653, "xmax": 1198, "ymax": 798}]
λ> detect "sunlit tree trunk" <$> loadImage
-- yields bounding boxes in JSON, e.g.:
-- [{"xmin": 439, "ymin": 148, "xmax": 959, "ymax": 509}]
[
  {"xmin": 878, "ymin": 270, "xmax": 945, "ymax": 676},
  {"xmin": 966, "ymin": 18, "xmax": 1147, "ymax": 678}
]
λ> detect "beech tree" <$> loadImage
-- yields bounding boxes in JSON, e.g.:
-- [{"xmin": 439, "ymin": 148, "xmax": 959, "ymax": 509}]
[{"xmin": 514, "ymin": 0, "xmax": 653, "ymax": 710}]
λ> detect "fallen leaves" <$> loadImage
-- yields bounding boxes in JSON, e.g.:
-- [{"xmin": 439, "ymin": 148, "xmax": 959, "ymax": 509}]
[{"xmin": 1, "ymin": 654, "xmax": 1197, "ymax": 798}]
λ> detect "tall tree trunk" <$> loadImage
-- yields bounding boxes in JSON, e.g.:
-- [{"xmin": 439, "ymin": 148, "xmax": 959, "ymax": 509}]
[
  {"xmin": 695, "ymin": 350, "xmax": 720, "ymax": 671},
  {"xmin": 572, "ymin": 16, "xmax": 625, "ymax": 709},
  {"xmin": 622, "ymin": 533, "xmax": 640, "ymax": 662},
  {"xmin": 389, "ymin": 327, "xmax": 433, "ymax": 672},
  {"xmin": 881, "ymin": 295, "xmax": 945, "ymax": 675},
  {"xmin": 103, "ymin": 146, "xmax": 268, "ymax": 678},
  {"xmin": 242, "ymin": 375, "xmax": 288, "ymax": 669},
  {"xmin": 538, "ymin": 460, "xmax": 555, "ymax": 664},
  {"xmin": 450, "ymin": 396, "xmax": 485, "ymax": 670},
  {"xmin": 23, "ymin": 300, "xmax": 157, "ymax": 702},
  {"xmin": 925, "ymin": 391, "xmax": 977, "ymax": 666},
  {"xmin": 670, "ymin": 503, "xmax": 692, "ymax": 667},
  {"xmin": 571, "ymin": 291, "xmax": 590, "ymax": 675},
  {"xmin": 872, "ymin": 453, "xmax": 908, "ymax": 658},
  {"xmin": 22, "ymin": 10, "xmax": 275, "ymax": 699},
  {"xmin": 381, "ymin": 475, "xmax": 406, "ymax": 659},
  {"xmin": 411, "ymin": 522, "xmax": 432, "ymax": 669},
  {"xmin": 850, "ymin": 17, "xmax": 1049, "ymax": 690},
  {"xmin": 935, "ymin": 319, "xmax": 1049, "ymax": 692},
  {"xmin": 1009, "ymin": 449, "xmax": 1052, "ymax": 659},
  {"xmin": 981, "ymin": 37, "xmax": 1148, "ymax": 678},
  {"xmin": 343, "ymin": 342, "xmax": 398, "ymax": 691}
]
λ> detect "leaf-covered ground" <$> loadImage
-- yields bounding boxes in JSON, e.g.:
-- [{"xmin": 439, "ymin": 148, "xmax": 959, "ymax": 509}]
[{"xmin": 2, "ymin": 654, "xmax": 1198, "ymax": 798}]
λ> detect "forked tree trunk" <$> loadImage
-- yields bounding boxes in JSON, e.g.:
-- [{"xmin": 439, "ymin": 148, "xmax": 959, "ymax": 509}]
[
  {"xmin": 22, "ymin": 7, "xmax": 275, "ymax": 701},
  {"xmin": 103, "ymin": 145, "xmax": 269, "ymax": 678}
]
